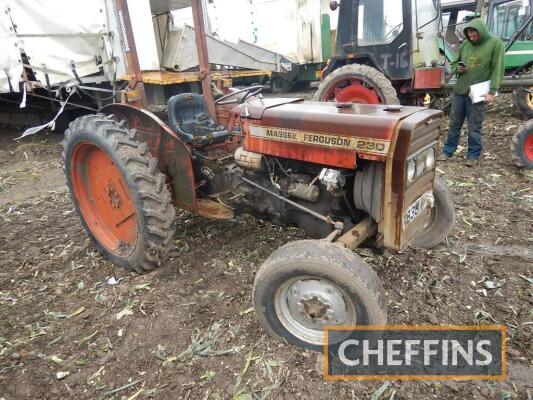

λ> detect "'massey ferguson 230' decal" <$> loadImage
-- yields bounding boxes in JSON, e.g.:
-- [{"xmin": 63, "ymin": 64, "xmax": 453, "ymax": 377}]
[{"xmin": 249, "ymin": 125, "xmax": 390, "ymax": 155}]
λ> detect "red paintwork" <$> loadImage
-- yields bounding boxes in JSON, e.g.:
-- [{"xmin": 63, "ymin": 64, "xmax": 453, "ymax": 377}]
[
  {"xmin": 71, "ymin": 143, "xmax": 138, "ymax": 254},
  {"xmin": 100, "ymin": 104, "xmax": 198, "ymax": 212},
  {"xmin": 242, "ymin": 100, "xmax": 421, "ymax": 168},
  {"xmin": 525, "ymin": 132, "xmax": 533, "ymax": 161},
  {"xmin": 413, "ymin": 68, "xmax": 443, "ymax": 90},
  {"xmin": 320, "ymin": 78, "xmax": 383, "ymax": 103},
  {"xmin": 333, "ymin": 81, "xmax": 380, "ymax": 104}
]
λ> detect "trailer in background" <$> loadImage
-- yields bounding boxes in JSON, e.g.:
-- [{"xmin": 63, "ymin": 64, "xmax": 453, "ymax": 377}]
[{"xmin": 0, "ymin": 0, "xmax": 306, "ymax": 131}]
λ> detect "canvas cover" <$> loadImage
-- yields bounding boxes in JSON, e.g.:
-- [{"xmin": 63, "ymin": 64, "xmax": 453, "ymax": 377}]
[{"xmin": 0, "ymin": 0, "xmax": 162, "ymax": 93}]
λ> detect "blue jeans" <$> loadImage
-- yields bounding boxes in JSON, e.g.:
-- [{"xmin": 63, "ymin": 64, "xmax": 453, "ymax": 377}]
[{"xmin": 443, "ymin": 93, "xmax": 485, "ymax": 159}]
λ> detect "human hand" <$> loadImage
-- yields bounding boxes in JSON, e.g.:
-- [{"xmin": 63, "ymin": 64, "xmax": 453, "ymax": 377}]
[
  {"xmin": 483, "ymin": 93, "xmax": 495, "ymax": 103},
  {"xmin": 457, "ymin": 66, "xmax": 467, "ymax": 74}
]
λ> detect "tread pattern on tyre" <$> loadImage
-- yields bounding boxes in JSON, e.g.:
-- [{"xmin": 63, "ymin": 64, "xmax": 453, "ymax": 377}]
[
  {"xmin": 315, "ymin": 64, "xmax": 400, "ymax": 105},
  {"xmin": 510, "ymin": 119, "xmax": 533, "ymax": 168},
  {"xmin": 253, "ymin": 240, "xmax": 387, "ymax": 349},
  {"xmin": 514, "ymin": 87, "xmax": 533, "ymax": 119},
  {"xmin": 413, "ymin": 177, "xmax": 455, "ymax": 249},
  {"xmin": 63, "ymin": 113, "xmax": 175, "ymax": 273}
]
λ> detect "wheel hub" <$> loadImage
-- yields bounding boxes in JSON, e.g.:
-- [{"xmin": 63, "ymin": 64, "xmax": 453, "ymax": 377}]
[
  {"xmin": 70, "ymin": 142, "xmax": 138, "ymax": 256},
  {"xmin": 322, "ymin": 78, "xmax": 382, "ymax": 104},
  {"xmin": 107, "ymin": 186, "xmax": 121, "ymax": 209},
  {"xmin": 527, "ymin": 86, "xmax": 533, "ymax": 109},
  {"xmin": 275, "ymin": 277, "xmax": 357, "ymax": 345},
  {"xmin": 333, "ymin": 81, "xmax": 380, "ymax": 104},
  {"xmin": 301, "ymin": 296, "xmax": 330, "ymax": 320}
]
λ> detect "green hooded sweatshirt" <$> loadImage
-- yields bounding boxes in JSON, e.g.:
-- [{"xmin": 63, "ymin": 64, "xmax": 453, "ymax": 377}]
[{"xmin": 451, "ymin": 18, "xmax": 505, "ymax": 95}]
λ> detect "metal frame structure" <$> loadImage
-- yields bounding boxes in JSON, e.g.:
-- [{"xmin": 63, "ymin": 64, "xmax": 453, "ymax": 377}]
[{"xmin": 114, "ymin": 0, "xmax": 216, "ymax": 117}]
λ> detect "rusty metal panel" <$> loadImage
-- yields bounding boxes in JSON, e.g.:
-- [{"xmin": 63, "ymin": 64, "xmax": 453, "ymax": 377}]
[
  {"xmin": 100, "ymin": 103, "xmax": 197, "ymax": 212},
  {"xmin": 255, "ymin": 101, "xmax": 420, "ymax": 140},
  {"xmin": 413, "ymin": 68, "xmax": 443, "ymax": 90},
  {"xmin": 245, "ymin": 98, "xmax": 305, "ymax": 119},
  {"xmin": 241, "ymin": 101, "xmax": 422, "ymax": 168},
  {"xmin": 244, "ymin": 127, "xmax": 358, "ymax": 169},
  {"xmin": 382, "ymin": 109, "xmax": 442, "ymax": 250}
]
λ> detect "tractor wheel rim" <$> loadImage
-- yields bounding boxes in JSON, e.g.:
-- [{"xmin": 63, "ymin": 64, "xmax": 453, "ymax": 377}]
[
  {"xmin": 527, "ymin": 87, "xmax": 533, "ymax": 110},
  {"xmin": 525, "ymin": 133, "xmax": 533, "ymax": 161},
  {"xmin": 275, "ymin": 276, "xmax": 357, "ymax": 346},
  {"xmin": 71, "ymin": 142, "xmax": 138, "ymax": 256},
  {"xmin": 321, "ymin": 78, "xmax": 382, "ymax": 104}
]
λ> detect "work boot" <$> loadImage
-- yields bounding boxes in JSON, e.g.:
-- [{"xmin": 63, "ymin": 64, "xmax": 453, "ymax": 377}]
[
  {"xmin": 465, "ymin": 158, "xmax": 479, "ymax": 167},
  {"xmin": 437, "ymin": 154, "xmax": 452, "ymax": 162}
]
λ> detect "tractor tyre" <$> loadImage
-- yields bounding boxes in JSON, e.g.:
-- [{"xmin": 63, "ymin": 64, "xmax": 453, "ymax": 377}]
[
  {"xmin": 315, "ymin": 64, "xmax": 399, "ymax": 104},
  {"xmin": 510, "ymin": 119, "xmax": 533, "ymax": 169},
  {"xmin": 63, "ymin": 114, "xmax": 176, "ymax": 273},
  {"xmin": 253, "ymin": 240, "xmax": 386, "ymax": 351},
  {"xmin": 413, "ymin": 177, "xmax": 455, "ymax": 249},
  {"xmin": 514, "ymin": 87, "xmax": 533, "ymax": 119}
]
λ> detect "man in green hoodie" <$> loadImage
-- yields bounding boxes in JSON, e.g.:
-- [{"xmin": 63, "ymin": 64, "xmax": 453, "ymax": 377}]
[{"xmin": 438, "ymin": 18, "xmax": 504, "ymax": 166}]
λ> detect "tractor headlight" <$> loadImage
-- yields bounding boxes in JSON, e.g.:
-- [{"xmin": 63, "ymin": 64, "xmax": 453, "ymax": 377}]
[
  {"xmin": 406, "ymin": 146, "xmax": 436, "ymax": 185},
  {"xmin": 407, "ymin": 159, "xmax": 416, "ymax": 183},
  {"xmin": 425, "ymin": 147, "xmax": 435, "ymax": 170}
]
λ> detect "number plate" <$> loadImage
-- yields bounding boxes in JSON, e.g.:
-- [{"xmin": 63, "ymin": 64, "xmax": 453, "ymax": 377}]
[{"xmin": 403, "ymin": 191, "xmax": 434, "ymax": 226}]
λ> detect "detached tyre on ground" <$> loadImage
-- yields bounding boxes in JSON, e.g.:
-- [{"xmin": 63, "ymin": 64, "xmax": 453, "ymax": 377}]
[
  {"xmin": 63, "ymin": 114, "xmax": 176, "ymax": 273},
  {"xmin": 315, "ymin": 64, "xmax": 399, "ymax": 104},
  {"xmin": 514, "ymin": 87, "xmax": 533, "ymax": 119},
  {"xmin": 253, "ymin": 240, "xmax": 387, "ymax": 351},
  {"xmin": 413, "ymin": 177, "xmax": 455, "ymax": 249},
  {"xmin": 511, "ymin": 119, "xmax": 533, "ymax": 169}
]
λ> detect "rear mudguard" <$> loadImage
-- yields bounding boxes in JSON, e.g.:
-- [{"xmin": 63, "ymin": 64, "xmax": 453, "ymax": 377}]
[{"xmin": 99, "ymin": 103, "xmax": 197, "ymax": 212}]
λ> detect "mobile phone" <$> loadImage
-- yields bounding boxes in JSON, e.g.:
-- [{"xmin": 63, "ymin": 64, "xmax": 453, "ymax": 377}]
[{"xmin": 458, "ymin": 62, "xmax": 466, "ymax": 67}]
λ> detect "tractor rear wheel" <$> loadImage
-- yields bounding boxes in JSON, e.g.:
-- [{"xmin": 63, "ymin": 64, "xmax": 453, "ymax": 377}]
[
  {"xmin": 315, "ymin": 64, "xmax": 399, "ymax": 104},
  {"xmin": 511, "ymin": 119, "xmax": 533, "ymax": 169},
  {"xmin": 514, "ymin": 87, "xmax": 533, "ymax": 119},
  {"xmin": 253, "ymin": 240, "xmax": 386, "ymax": 351},
  {"xmin": 63, "ymin": 114, "xmax": 176, "ymax": 273},
  {"xmin": 413, "ymin": 177, "xmax": 455, "ymax": 249}
]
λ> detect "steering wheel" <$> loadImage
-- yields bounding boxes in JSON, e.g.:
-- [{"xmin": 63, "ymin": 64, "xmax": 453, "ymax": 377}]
[{"xmin": 215, "ymin": 85, "xmax": 266, "ymax": 105}]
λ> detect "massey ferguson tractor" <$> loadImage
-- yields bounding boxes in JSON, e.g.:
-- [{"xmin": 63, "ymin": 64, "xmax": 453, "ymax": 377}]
[{"xmin": 61, "ymin": 0, "xmax": 456, "ymax": 351}]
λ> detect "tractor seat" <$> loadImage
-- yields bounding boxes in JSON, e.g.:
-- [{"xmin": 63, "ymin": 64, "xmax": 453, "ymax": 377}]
[{"xmin": 167, "ymin": 93, "xmax": 228, "ymax": 146}]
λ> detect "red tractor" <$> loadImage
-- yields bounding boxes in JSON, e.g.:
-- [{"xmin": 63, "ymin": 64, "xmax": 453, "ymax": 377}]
[{"xmin": 61, "ymin": 0, "xmax": 455, "ymax": 350}]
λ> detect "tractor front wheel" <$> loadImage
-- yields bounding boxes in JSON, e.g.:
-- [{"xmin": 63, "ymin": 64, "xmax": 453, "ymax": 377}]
[
  {"xmin": 514, "ymin": 87, "xmax": 533, "ymax": 119},
  {"xmin": 511, "ymin": 119, "xmax": 533, "ymax": 169},
  {"xmin": 315, "ymin": 64, "xmax": 399, "ymax": 104},
  {"xmin": 63, "ymin": 114, "xmax": 176, "ymax": 273},
  {"xmin": 413, "ymin": 177, "xmax": 455, "ymax": 249},
  {"xmin": 253, "ymin": 240, "xmax": 386, "ymax": 351}
]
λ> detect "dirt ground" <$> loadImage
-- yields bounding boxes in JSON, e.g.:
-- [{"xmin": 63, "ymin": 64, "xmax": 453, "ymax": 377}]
[{"xmin": 0, "ymin": 92, "xmax": 532, "ymax": 400}]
